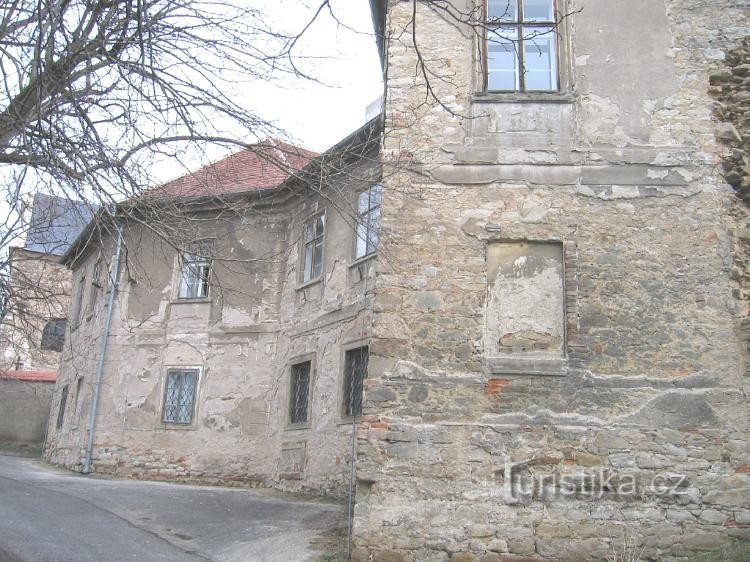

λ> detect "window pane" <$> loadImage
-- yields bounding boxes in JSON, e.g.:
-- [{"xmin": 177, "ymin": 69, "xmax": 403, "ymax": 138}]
[
  {"xmin": 312, "ymin": 238, "xmax": 324, "ymax": 279},
  {"xmin": 355, "ymin": 221, "xmax": 368, "ymax": 258},
  {"xmin": 358, "ymin": 190, "xmax": 370, "ymax": 214},
  {"xmin": 488, "ymin": 0, "xmax": 517, "ymax": 21},
  {"xmin": 367, "ymin": 207, "xmax": 381, "ymax": 254},
  {"xmin": 523, "ymin": 27, "xmax": 557, "ymax": 91},
  {"xmin": 488, "ymin": 29, "xmax": 519, "ymax": 91},
  {"xmin": 304, "ymin": 222, "xmax": 314, "ymax": 243},
  {"xmin": 315, "ymin": 215, "xmax": 325, "ymax": 237},
  {"xmin": 370, "ymin": 184, "xmax": 383, "ymax": 207},
  {"xmin": 523, "ymin": 0, "xmax": 554, "ymax": 21},
  {"xmin": 303, "ymin": 243, "xmax": 314, "ymax": 281}
]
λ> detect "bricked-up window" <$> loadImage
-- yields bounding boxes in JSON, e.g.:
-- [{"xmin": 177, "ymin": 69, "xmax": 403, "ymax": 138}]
[
  {"xmin": 302, "ymin": 215, "xmax": 325, "ymax": 282},
  {"xmin": 342, "ymin": 347, "xmax": 369, "ymax": 417},
  {"xmin": 56, "ymin": 384, "xmax": 69, "ymax": 429},
  {"xmin": 41, "ymin": 318, "xmax": 66, "ymax": 352},
  {"xmin": 178, "ymin": 246, "xmax": 211, "ymax": 299},
  {"xmin": 486, "ymin": 0, "xmax": 559, "ymax": 92},
  {"xmin": 355, "ymin": 184, "xmax": 382, "ymax": 259},
  {"xmin": 162, "ymin": 369, "xmax": 199, "ymax": 424},
  {"xmin": 289, "ymin": 361, "xmax": 311, "ymax": 425}
]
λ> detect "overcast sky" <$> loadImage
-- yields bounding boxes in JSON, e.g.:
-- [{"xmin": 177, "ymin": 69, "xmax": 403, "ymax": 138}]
[{"xmin": 153, "ymin": 0, "xmax": 383, "ymax": 184}]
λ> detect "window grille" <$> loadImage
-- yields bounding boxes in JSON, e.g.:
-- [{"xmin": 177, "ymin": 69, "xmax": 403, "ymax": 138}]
[
  {"xmin": 162, "ymin": 369, "xmax": 199, "ymax": 424},
  {"xmin": 355, "ymin": 185, "xmax": 382, "ymax": 259},
  {"xmin": 343, "ymin": 347, "xmax": 369, "ymax": 417},
  {"xmin": 289, "ymin": 361, "xmax": 311, "ymax": 425},
  {"xmin": 302, "ymin": 215, "xmax": 325, "ymax": 282}
]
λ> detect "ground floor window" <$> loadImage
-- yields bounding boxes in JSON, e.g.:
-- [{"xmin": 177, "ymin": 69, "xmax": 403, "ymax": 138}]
[
  {"xmin": 162, "ymin": 369, "xmax": 199, "ymax": 424},
  {"xmin": 342, "ymin": 346, "xmax": 369, "ymax": 417},
  {"xmin": 289, "ymin": 361, "xmax": 311, "ymax": 425}
]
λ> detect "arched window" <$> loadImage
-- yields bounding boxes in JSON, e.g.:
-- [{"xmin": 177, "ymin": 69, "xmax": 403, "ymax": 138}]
[{"xmin": 41, "ymin": 318, "xmax": 67, "ymax": 352}]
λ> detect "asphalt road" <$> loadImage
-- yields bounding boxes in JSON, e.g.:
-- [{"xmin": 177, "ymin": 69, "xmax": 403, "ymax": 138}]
[{"xmin": 0, "ymin": 454, "xmax": 346, "ymax": 562}]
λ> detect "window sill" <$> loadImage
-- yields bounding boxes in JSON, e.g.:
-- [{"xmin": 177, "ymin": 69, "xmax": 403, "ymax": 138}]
[
  {"xmin": 159, "ymin": 423, "xmax": 197, "ymax": 431},
  {"xmin": 349, "ymin": 253, "xmax": 377, "ymax": 268},
  {"xmin": 485, "ymin": 356, "xmax": 568, "ymax": 376},
  {"xmin": 170, "ymin": 297, "xmax": 211, "ymax": 305},
  {"xmin": 284, "ymin": 423, "xmax": 311, "ymax": 431},
  {"xmin": 297, "ymin": 278, "xmax": 322, "ymax": 291},
  {"xmin": 472, "ymin": 92, "xmax": 575, "ymax": 104}
]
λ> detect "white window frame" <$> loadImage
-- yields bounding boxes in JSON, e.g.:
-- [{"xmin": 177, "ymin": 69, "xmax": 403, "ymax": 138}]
[
  {"xmin": 484, "ymin": 0, "xmax": 562, "ymax": 93},
  {"xmin": 178, "ymin": 247, "xmax": 211, "ymax": 300}
]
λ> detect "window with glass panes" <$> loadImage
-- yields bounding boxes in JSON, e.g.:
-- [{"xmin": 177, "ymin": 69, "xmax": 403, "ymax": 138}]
[
  {"xmin": 486, "ymin": 0, "xmax": 559, "ymax": 92},
  {"xmin": 355, "ymin": 184, "xmax": 382, "ymax": 259},
  {"xmin": 302, "ymin": 215, "xmax": 325, "ymax": 282},
  {"xmin": 179, "ymin": 247, "xmax": 211, "ymax": 299},
  {"xmin": 162, "ymin": 369, "xmax": 199, "ymax": 424},
  {"xmin": 289, "ymin": 361, "xmax": 311, "ymax": 425}
]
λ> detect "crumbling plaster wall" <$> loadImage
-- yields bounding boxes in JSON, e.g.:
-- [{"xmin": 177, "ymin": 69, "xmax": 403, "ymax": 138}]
[
  {"xmin": 44, "ymin": 156, "xmax": 381, "ymax": 496},
  {"xmin": 354, "ymin": 0, "xmax": 749, "ymax": 560}
]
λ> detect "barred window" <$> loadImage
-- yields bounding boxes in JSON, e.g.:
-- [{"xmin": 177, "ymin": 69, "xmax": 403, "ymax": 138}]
[
  {"xmin": 486, "ymin": 0, "xmax": 559, "ymax": 92},
  {"xmin": 302, "ymin": 215, "xmax": 325, "ymax": 283},
  {"xmin": 289, "ymin": 361, "xmax": 311, "ymax": 425},
  {"xmin": 56, "ymin": 384, "xmax": 69, "ymax": 429},
  {"xmin": 355, "ymin": 184, "xmax": 382, "ymax": 259},
  {"xmin": 41, "ymin": 318, "xmax": 67, "ymax": 352},
  {"xmin": 342, "ymin": 346, "xmax": 369, "ymax": 418},
  {"xmin": 179, "ymin": 247, "xmax": 211, "ymax": 299},
  {"xmin": 162, "ymin": 369, "xmax": 199, "ymax": 424}
]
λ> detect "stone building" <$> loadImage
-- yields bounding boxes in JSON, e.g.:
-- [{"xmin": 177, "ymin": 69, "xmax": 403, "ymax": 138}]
[
  {"xmin": 44, "ymin": 123, "xmax": 382, "ymax": 496},
  {"xmin": 352, "ymin": 0, "xmax": 749, "ymax": 560},
  {"xmin": 1, "ymin": 193, "xmax": 94, "ymax": 374}
]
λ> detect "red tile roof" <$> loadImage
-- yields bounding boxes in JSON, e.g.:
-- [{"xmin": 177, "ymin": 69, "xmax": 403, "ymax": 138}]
[
  {"xmin": 0, "ymin": 370, "xmax": 58, "ymax": 382},
  {"xmin": 151, "ymin": 140, "xmax": 318, "ymax": 198}
]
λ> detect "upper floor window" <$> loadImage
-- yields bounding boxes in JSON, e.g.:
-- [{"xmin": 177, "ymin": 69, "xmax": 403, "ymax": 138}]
[
  {"xmin": 486, "ymin": 0, "xmax": 559, "ymax": 92},
  {"xmin": 41, "ymin": 318, "xmax": 67, "ymax": 352},
  {"xmin": 179, "ymin": 246, "xmax": 211, "ymax": 299},
  {"xmin": 355, "ymin": 184, "xmax": 382, "ymax": 259},
  {"xmin": 302, "ymin": 215, "xmax": 325, "ymax": 283}
]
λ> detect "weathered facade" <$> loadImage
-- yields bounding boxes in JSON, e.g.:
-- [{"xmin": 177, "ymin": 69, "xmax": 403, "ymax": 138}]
[
  {"xmin": 44, "ymin": 125, "xmax": 382, "ymax": 496},
  {"xmin": 353, "ymin": 0, "xmax": 749, "ymax": 560}
]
